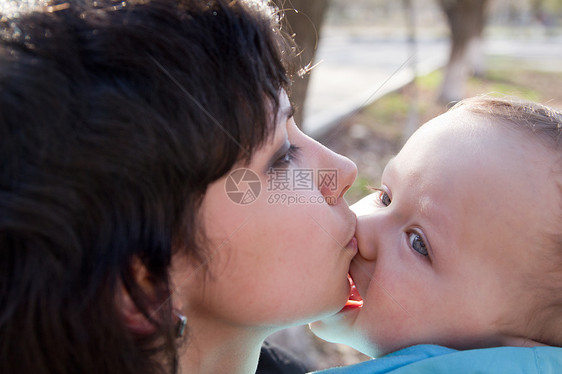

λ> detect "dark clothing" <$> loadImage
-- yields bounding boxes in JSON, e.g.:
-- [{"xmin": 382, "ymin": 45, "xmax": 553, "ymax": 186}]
[{"xmin": 256, "ymin": 340, "xmax": 311, "ymax": 374}]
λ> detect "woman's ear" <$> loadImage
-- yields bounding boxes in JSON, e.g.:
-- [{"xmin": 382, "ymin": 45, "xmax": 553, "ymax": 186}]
[{"xmin": 116, "ymin": 257, "xmax": 158, "ymax": 335}]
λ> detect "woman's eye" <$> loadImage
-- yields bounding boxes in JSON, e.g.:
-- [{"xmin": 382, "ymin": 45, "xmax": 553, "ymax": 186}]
[
  {"xmin": 408, "ymin": 232, "xmax": 428, "ymax": 257},
  {"xmin": 272, "ymin": 144, "xmax": 300, "ymax": 168}
]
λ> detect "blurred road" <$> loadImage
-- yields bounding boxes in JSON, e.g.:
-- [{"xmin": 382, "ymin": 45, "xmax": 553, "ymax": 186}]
[{"xmin": 303, "ymin": 32, "xmax": 562, "ymax": 137}]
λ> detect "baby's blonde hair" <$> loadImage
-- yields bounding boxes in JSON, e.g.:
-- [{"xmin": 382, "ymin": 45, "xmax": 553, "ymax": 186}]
[
  {"xmin": 452, "ymin": 96, "xmax": 562, "ymax": 347},
  {"xmin": 451, "ymin": 96, "xmax": 562, "ymax": 150}
]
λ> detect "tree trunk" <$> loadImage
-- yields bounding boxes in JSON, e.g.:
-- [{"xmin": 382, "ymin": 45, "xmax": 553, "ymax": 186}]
[
  {"xmin": 402, "ymin": 0, "xmax": 420, "ymax": 142},
  {"xmin": 438, "ymin": 0, "xmax": 488, "ymax": 104},
  {"xmin": 531, "ymin": 0, "xmax": 547, "ymax": 25},
  {"xmin": 274, "ymin": 0, "xmax": 330, "ymax": 128}
]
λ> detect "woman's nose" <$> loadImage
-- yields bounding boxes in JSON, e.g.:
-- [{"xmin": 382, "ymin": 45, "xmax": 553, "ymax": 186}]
[{"xmin": 319, "ymin": 149, "xmax": 357, "ymax": 206}]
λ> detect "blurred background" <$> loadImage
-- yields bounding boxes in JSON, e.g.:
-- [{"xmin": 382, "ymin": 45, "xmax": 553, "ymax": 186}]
[{"xmin": 267, "ymin": 0, "xmax": 562, "ymax": 370}]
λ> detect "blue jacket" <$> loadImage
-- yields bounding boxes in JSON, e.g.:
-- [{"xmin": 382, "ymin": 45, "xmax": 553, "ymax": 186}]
[{"xmin": 312, "ymin": 345, "xmax": 562, "ymax": 374}]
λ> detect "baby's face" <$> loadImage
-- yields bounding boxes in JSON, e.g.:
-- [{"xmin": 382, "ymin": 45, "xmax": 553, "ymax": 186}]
[{"xmin": 311, "ymin": 108, "xmax": 560, "ymax": 357}]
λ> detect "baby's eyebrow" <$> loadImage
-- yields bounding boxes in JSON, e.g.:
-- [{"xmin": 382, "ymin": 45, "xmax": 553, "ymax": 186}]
[
  {"xmin": 381, "ymin": 157, "xmax": 397, "ymax": 181},
  {"xmin": 386, "ymin": 156, "xmax": 396, "ymax": 167},
  {"xmin": 417, "ymin": 194, "xmax": 454, "ymax": 257}
]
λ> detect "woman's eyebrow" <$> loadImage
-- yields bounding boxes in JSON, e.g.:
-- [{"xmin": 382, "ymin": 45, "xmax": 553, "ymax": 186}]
[
  {"xmin": 265, "ymin": 139, "xmax": 290, "ymax": 172},
  {"xmin": 286, "ymin": 104, "xmax": 295, "ymax": 120},
  {"xmin": 280, "ymin": 104, "xmax": 295, "ymax": 122}
]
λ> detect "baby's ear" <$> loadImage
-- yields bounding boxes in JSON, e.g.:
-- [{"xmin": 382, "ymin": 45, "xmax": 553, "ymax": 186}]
[{"xmin": 116, "ymin": 257, "xmax": 158, "ymax": 335}]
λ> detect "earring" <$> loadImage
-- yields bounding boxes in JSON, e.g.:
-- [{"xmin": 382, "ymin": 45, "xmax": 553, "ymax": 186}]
[{"xmin": 175, "ymin": 311, "xmax": 187, "ymax": 338}]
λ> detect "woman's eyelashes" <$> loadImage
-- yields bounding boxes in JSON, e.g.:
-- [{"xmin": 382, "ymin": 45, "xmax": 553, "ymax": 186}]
[{"xmin": 271, "ymin": 144, "xmax": 300, "ymax": 169}]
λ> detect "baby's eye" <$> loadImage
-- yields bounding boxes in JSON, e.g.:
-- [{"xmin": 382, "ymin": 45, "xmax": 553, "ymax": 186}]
[
  {"xmin": 408, "ymin": 232, "xmax": 428, "ymax": 257},
  {"xmin": 369, "ymin": 187, "xmax": 391, "ymax": 207},
  {"xmin": 379, "ymin": 191, "xmax": 391, "ymax": 207}
]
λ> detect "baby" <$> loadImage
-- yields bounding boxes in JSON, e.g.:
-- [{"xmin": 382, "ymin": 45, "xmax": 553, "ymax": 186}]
[{"xmin": 311, "ymin": 96, "xmax": 562, "ymax": 372}]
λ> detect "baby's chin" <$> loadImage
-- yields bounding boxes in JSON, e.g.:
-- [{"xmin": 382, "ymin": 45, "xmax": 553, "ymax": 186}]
[
  {"xmin": 310, "ymin": 315, "xmax": 401, "ymax": 358},
  {"xmin": 309, "ymin": 280, "xmax": 363, "ymax": 339},
  {"xmin": 309, "ymin": 310, "xmax": 363, "ymax": 350}
]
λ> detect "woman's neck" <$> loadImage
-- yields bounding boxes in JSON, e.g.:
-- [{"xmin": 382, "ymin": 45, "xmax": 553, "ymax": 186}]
[{"xmin": 177, "ymin": 318, "xmax": 270, "ymax": 374}]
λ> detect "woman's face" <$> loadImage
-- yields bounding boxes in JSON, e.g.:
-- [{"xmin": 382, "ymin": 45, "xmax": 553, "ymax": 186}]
[{"xmin": 172, "ymin": 90, "xmax": 358, "ymax": 333}]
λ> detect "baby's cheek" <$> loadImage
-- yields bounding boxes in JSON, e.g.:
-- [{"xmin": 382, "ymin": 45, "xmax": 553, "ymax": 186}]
[{"xmin": 365, "ymin": 271, "xmax": 419, "ymax": 320}]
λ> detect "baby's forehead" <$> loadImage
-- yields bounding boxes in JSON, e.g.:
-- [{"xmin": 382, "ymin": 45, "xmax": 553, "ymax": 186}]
[
  {"xmin": 397, "ymin": 114, "xmax": 492, "ymax": 170},
  {"xmin": 401, "ymin": 110, "xmax": 556, "ymax": 220},
  {"xmin": 421, "ymin": 107, "xmax": 498, "ymax": 136}
]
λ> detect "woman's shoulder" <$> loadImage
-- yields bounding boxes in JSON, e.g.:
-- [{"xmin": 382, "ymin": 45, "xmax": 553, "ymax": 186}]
[
  {"xmin": 310, "ymin": 344, "xmax": 562, "ymax": 374},
  {"xmin": 257, "ymin": 340, "xmax": 310, "ymax": 374}
]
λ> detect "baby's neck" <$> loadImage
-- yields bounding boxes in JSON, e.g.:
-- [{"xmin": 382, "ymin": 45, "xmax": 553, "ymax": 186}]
[{"xmin": 500, "ymin": 336, "xmax": 548, "ymax": 348}]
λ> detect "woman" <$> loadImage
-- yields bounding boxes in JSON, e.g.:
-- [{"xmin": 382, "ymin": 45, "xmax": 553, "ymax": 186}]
[{"xmin": 0, "ymin": 1, "xmax": 357, "ymax": 373}]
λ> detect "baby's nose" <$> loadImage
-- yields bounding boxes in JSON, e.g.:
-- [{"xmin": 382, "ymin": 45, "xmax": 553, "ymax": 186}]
[{"xmin": 354, "ymin": 214, "xmax": 378, "ymax": 261}]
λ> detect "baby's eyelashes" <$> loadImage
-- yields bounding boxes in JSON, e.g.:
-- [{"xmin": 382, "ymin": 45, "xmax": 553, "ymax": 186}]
[{"xmin": 369, "ymin": 187, "xmax": 391, "ymax": 207}]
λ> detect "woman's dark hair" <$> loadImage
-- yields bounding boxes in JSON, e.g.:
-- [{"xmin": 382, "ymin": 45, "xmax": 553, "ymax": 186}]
[{"xmin": 0, "ymin": 1, "xmax": 293, "ymax": 373}]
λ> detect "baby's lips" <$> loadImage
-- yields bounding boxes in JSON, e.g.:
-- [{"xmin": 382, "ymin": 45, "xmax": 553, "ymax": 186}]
[
  {"xmin": 344, "ymin": 273, "xmax": 363, "ymax": 309},
  {"xmin": 345, "ymin": 300, "xmax": 363, "ymax": 308}
]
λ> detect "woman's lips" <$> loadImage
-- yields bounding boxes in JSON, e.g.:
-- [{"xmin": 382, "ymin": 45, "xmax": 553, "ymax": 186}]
[
  {"xmin": 342, "ymin": 273, "xmax": 363, "ymax": 310},
  {"xmin": 345, "ymin": 236, "xmax": 358, "ymax": 256}
]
